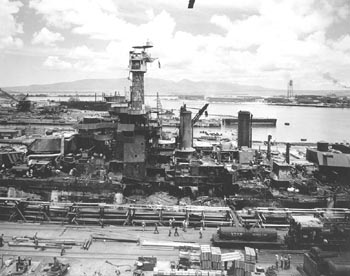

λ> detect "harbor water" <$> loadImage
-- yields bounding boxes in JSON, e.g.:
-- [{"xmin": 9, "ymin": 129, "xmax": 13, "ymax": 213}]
[
  {"xmin": 153, "ymin": 99, "xmax": 350, "ymax": 144},
  {"xmin": 29, "ymin": 95, "xmax": 350, "ymax": 143}
]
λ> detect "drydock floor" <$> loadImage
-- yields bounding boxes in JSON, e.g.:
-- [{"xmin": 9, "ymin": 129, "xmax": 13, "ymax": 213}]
[{"xmin": 0, "ymin": 222, "xmax": 304, "ymax": 276}]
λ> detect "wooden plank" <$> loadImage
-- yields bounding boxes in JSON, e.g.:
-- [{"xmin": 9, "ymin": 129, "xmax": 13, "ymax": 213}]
[
  {"xmin": 8, "ymin": 241, "xmax": 72, "ymax": 249},
  {"xmin": 142, "ymin": 240, "xmax": 200, "ymax": 249},
  {"xmin": 92, "ymin": 235, "xmax": 139, "ymax": 243}
]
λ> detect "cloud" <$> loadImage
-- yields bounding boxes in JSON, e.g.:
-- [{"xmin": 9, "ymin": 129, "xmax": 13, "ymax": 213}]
[
  {"xmin": 43, "ymin": 56, "xmax": 72, "ymax": 70},
  {"xmin": 32, "ymin": 27, "xmax": 64, "ymax": 46},
  {"xmin": 0, "ymin": 0, "xmax": 23, "ymax": 49},
  {"xmin": 331, "ymin": 35, "xmax": 350, "ymax": 52},
  {"xmin": 28, "ymin": 0, "xmax": 350, "ymax": 89},
  {"xmin": 30, "ymin": 0, "xmax": 122, "ymax": 38}
]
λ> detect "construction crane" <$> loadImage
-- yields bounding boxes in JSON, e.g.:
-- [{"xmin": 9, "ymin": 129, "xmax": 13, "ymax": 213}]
[
  {"xmin": 191, "ymin": 103, "xmax": 209, "ymax": 126},
  {"xmin": 0, "ymin": 88, "xmax": 31, "ymax": 112}
]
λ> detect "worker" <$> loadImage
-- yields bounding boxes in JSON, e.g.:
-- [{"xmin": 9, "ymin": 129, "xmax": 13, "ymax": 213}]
[
  {"xmin": 52, "ymin": 257, "xmax": 60, "ymax": 271},
  {"xmin": 182, "ymin": 220, "xmax": 186, "ymax": 232},
  {"xmin": 201, "ymin": 219, "xmax": 206, "ymax": 230},
  {"xmin": 142, "ymin": 220, "xmax": 146, "ymax": 232},
  {"xmin": 312, "ymin": 230, "xmax": 316, "ymax": 241},
  {"xmin": 199, "ymin": 227, "xmax": 203, "ymax": 239},
  {"xmin": 275, "ymin": 255, "xmax": 279, "ymax": 270},
  {"xmin": 172, "ymin": 217, "xmax": 176, "ymax": 228},
  {"xmin": 34, "ymin": 236, "xmax": 39, "ymax": 249},
  {"xmin": 168, "ymin": 226, "xmax": 172, "ymax": 237},
  {"xmin": 287, "ymin": 254, "xmax": 291, "ymax": 269},
  {"xmin": 169, "ymin": 218, "xmax": 173, "ymax": 228},
  {"xmin": 60, "ymin": 244, "xmax": 65, "ymax": 256},
  {"xmin": 284, "ymin": 255, "xmax": 288, "ymax": 269},
  {"xmin": 154, "ymin": 223, "xmax": 159, "ymax": 234},
  {"xmin": 0, "ymin": 233, "xmax": 4, "ymax": 247},
  {"xmin": 174, "ymin": 227, "xmax": 179, "ymax": 236},
  {"xmin": 280, "ymin": 255, "xmax": 284, "ymax": 270},
  {"xmin": 255, "ymin": 248, "xmax": 258, "ymax": 263},
  {"xmin": 216, "ymin": 226, "xmax": 221, "ymax": 234}
]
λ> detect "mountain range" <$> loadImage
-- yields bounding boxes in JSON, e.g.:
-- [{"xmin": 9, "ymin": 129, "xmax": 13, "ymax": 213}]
[
  {"xmin": 4, "ymin": 78, "xmax": 347, "ymax": 96},
  {"xmin": 4, "ymin": 78, "xmax": 276, "ymax": 96}
]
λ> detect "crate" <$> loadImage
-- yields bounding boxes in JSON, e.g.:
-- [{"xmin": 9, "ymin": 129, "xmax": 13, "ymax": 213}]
[{"xmin": 201, "ymin": 245, "xmax": 212, "ymax": 261}]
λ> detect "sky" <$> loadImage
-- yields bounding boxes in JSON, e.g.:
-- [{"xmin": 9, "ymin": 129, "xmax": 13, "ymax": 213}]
[{"xmin": 0, "ymin": 0, "xmax": 349, "ymax": 90}]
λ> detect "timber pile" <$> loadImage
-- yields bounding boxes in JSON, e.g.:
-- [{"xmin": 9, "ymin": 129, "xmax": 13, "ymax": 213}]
[
  {"xmin": 154, "ymin": 269, "xmax": 227, "ymax": 276},
  {"xmin": 200, "ymin": 245, "xmax": 212, "ymax": 270},
  {"xmin": 199, "ymin": 245, "xmax": 222, "ymax": 270},
  {"xmin": 8, "ymin": 241, "xmax": 72, "ymax": 249},
  {"xmin": 142, "ymin": 240, "xmax": 200, "ymax": 250},
  {"xmin": 244, "ymin": 247, "xmax": 257, "ymax": 264},
  {"xmin": 92, "ymin": 233, "xmax": 139, "ymax": 243},
  {"xmin": 10, "ymin": 235, "xmax": 81, "ymax": 249}
]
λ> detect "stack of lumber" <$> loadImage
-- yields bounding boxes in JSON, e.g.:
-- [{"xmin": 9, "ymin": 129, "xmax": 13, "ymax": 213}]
[
  {"xmin": 211, "ymin": 247, "xmax": 222, "ymax": 270},
  {"xmin": 244, "ymin": 263, "xmax": 256, "ymax": 275},
  {"xmin": 179, "ymin": 250, "xmax": 190, "ymax": 267},
  {"xmin": 221, "ymin": 251, "xmax": 244, "ymax": 263},
  {"xmin": 231, "ymin": 259, "xmax": 255, "ymax": 276},
  {"xmin": 153, "ymin": 269, "xmax": 227, "ymax": 276},
  {"xmin": 142, "ymin": 240, "xmax": 200, "ymax": 250},
  {"xmin": 200, "ymin": 245, "xmax": 212, "ymax": 270},
  {"xmin": 244, "ymin": 247, "xmax": 256, "ymax": 264},
  {"xmin": 232, "ymin": 260, "xmax": 245, "ymax": 276},
  {"xmin": 189, "ymin": 251, "xmax": 200, "ymax": 269}
]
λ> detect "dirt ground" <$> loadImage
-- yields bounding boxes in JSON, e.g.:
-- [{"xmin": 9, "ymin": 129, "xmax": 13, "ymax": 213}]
[{"xmin": 0, "ymin": 222, "xmax": 304, "ymax": 276}]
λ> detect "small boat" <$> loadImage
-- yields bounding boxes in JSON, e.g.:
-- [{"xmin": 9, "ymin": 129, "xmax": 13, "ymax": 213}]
[
  {"xmin": 301, "ymin": 138, "xmax": 307, "ymax": 142},
  {"xmin": 284, "ymin": 122, "xmax": 290, "ymax": 126}
]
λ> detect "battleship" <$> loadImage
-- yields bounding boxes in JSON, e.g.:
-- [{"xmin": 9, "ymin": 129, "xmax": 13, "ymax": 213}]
[{"xmin": 0, "ymin": 43, "xmax": 350, "ymax": 276}]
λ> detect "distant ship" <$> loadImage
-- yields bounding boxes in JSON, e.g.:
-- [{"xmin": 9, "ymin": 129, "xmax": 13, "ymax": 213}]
[
  {"xmin": 222, "ymin": 117, "xmax": 277, "ymax": 127},
  {"xmin": 206, "ymin": 96, "xmax": 262, "ymax": 103}
]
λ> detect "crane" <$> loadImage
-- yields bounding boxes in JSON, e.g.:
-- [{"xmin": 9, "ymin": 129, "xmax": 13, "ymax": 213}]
[
  {"xmin": 0, "ymin": 88, "xmax": 19, "ymax": 102},
  {"xmin": 0, "ymin": 88, "xmax": 31, "ymax": 112},
  {"xmin": 191, "ymin": 103, "xmax": 209, "ymax": 126}
]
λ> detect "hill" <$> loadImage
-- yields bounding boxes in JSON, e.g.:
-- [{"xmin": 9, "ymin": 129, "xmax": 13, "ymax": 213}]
[
  {"xmin": 5, "ymin": 78, "xmax": 348, "ymax": 96},
  {"xmin": 4, "ymin": 78, "xmax": 274, "ymax": 96}
]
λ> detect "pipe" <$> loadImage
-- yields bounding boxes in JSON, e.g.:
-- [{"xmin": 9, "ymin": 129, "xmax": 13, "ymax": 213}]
[
  {"xmin": 27, "ymin": 153, "xmax": 62, "ymax": 159},
  {"xmin": 267, "ymin": 135, "xmax": 272, "ymax": 161},
  {"xmin": 286, "ymin": 143, "xmax": 291, "ymax": 164}
]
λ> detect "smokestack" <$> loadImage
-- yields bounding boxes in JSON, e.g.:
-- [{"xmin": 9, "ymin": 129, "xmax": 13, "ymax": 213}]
[
  {"xmin": 267, "ymin": 135, "xmax": 272, "ymax": 161},
  {"xmin": 286, "ymin": 143, "xmax": 291, "ymax": 164},
  {"xmin": 238, "ymin": 111, "xmax": 252, "ymax": 148},
  {"xmin": 179, "ymin": 105, "xmax": 193, "ymax": 149}
]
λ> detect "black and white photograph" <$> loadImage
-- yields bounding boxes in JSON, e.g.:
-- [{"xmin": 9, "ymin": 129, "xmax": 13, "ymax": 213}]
[{"xmin": 0, "ymin": 0, "xmax": 350, "ymax": 275}]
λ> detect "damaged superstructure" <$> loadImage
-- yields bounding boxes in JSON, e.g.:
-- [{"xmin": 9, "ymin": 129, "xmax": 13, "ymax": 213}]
[{"xmin": 0, "ymin": 44, "xmax": 349, "ymax": 256}]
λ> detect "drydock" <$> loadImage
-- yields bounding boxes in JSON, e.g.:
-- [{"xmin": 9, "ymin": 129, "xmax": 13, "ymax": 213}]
[{"xmin": 0, "ymin": 44, "xmax": 350, "ymax": 276}]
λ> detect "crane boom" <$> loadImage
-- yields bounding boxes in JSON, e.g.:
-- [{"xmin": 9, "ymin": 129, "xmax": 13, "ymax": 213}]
[
  {"xmin": 0, "ymin": 88, "xmax": 19, "ymax": 102},
  {"xmin": 192, "ymin": 103, "xmax": 209, "ymax": 126}
]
